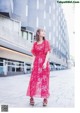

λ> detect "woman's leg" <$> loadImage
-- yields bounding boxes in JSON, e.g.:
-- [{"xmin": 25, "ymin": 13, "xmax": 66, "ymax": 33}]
[
  {"xmin": 43, "ymin": 98, "xmax": 48, "ymax": 106},
  {"xmin": 30, "ymin": 97, "xmax": 34, "ymax": 106}
]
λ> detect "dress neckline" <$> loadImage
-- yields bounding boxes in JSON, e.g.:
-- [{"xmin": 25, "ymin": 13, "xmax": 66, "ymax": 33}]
[{"xmin": 36, "ymin": 40, "xmax": 44, "ymax": 45}]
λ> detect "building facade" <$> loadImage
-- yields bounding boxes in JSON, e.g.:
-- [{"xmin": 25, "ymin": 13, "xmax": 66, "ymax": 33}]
[{"xmin": 0, "ymin": 0, "xmax": 70, "ymax": 76}]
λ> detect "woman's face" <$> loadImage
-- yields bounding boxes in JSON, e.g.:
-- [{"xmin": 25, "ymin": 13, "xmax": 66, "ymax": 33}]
[{"xmin": 39, "ymin": 30, "xmax": 45, "ymax": 38}]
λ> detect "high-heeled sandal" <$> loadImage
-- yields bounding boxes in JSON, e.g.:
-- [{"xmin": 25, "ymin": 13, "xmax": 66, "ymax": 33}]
[
  {"xmin": 30, "ymin": 97, "xmax": 34, "ymax": 106},
  {"xmin": 43, "ymin": 98, "xmax": 48, "ymax": 106}
]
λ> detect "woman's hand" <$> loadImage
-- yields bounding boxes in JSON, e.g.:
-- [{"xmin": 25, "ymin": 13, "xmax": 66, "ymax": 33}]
[
  {"xmin": 43, "ymin": 62, "xmax": 47, "ymax": 69},
  {"xmin": 43, "ymin": 51, "xmax": 50, "ymax": 69},
  {"xmin": 31, "ymin": 55, "xmax": 35, "ymax": 71}
]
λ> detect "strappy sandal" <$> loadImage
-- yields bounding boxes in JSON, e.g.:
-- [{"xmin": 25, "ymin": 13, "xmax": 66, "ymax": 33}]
[
  {"xmin": 43, "ymin": 98, "xmax": 48, "ymax": 106},
  {"xmin": 30, "ymin": 97, "xmax": 34, "ymax": 106}
]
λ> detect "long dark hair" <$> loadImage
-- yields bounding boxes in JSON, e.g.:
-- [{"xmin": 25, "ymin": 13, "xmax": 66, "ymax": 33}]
[{"xmin": 35, "ymin": 28, "xmax": 45, "ymax": 42}]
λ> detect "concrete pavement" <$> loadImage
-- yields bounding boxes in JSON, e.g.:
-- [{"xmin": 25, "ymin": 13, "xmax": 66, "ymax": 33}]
[{"xmin": 0, "ymin": 67, "xmax": 74, "ymax": 108}]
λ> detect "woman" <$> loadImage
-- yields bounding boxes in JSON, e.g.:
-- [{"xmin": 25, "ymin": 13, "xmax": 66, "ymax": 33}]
[{"xmin": 26, "ymin": 28, "xmax": 51, "ymax": 106}]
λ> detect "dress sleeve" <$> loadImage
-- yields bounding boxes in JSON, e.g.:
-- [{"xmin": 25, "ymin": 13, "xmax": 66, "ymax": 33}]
[
  {"xmin": 31, "ymin": 42, "xmax": 36, "ymax": 56},
  {"xmin": 44, "ymin": 40, "xmax": 51, "ymax": 54}
]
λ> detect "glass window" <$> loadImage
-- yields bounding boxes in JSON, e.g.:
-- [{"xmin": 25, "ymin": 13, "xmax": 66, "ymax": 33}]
[
  {"xmin": 10, "ymin": 0, "xmax": 13, "ymax": 13},
  {"xmin": 26, "ymin": 31, "xmax": 28, "ymax": 40},
  {"xmin": 26, "ymin": 5, "xmax": 28, "ymax": 16},
  {"xmin": 0, "ymin": 62, "xmax": 3, "ymax": 66},
  {"xmin": 49, "ymin": 19, "xmax": 51, "ymax": 27},
  {"xmin": 56, "ymin": 31, "xmax": 58, "ymax": 37},
  {"xmin": 37, "ymin": 0, "xmax": 39, "ymax": 9},
  {"xmin": 49, "ymin": 6, "xmax": 51, "ymax": 14},
  {"xmin": 28, "ymin": 32, "xmax": 32, "ymax": 42},
  {"xmin": 53, "ymin": 27, "xmax": 54, "ymax": 32},
  {"xmin": 44, "ymin": 0, "xmax": 46, "ymax": 4},
  {"xmin": 49, "ymin": 32, "xmax": 51, "ymax": 41},
  {"xmin": 23, "ymin": 32, "xmax": 27, "ymax": 40},
  {"xmin": 31, "ymin": 33, "xmax": 33, "ymax": 42},
  {"xmin": 44, "ymin": 10, "xmax": 46, "ymax": 19},
  {"xmin": 21, "ymin": 31, "xmax": 23, "ymax": 37},
  {"xmin": 56, "ymin": 41, "xmax": 58, "ymax": 48},
  {"xmin": 44, "ymin": 26, "xmax": 46, "ymax": 30},
  {"xmin": 16, "ymin": 67, "xmax": 21, "ymax": 72},
  {"xmin": 56, "ymin": 21, "xmax": 58, "ymax": 28},
  {"xmin": 59, "ymin": 44, "xmax": 60, "ymax": 50},
  {"xmin": 12, "ymin": 67, "xmax": 15, "ymax": 72},
  {"xmin": 53, "ymin": 14, "xmax": 55, "ymax": 21},
  {"xmin": 53, "ymin": 3, "xmax": 55, "ymax": 10},
  {"xmin": 53, "ymin": 37, "xmax": 55, "ymax": 45},
  {"xmin": 16, "ymin": 62, "xmax": 19, "ymax": 66},
  {"xmin": 0, "ymin": 58, "xmax": 3, "ymax": 62},
  {"xmin": 36, "ymin": 16, "xmax": 39, "ymax": 27}
]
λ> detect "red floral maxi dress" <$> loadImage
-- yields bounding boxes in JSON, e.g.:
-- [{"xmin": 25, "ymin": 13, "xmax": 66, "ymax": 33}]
[{"xmin": 26, "ymin": 39, "xmax": 51, "ymax": 98}]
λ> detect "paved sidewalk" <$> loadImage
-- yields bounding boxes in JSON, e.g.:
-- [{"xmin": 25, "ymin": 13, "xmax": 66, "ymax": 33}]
[{"xmin": 0, "ymin": 67, "xmax": 74, "ymax": 108}]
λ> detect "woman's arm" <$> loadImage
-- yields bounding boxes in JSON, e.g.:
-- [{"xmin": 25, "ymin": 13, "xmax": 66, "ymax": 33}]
[
  {"xmin": 44, "ymin": 51, "xmax": 50, "ymax": 64},
  {"xmin": 43, "ymin": 51, "xmax": 50, "ymax": 69},
  {"xmin": 31, "ymin": 55, "xmax": 35, "ymax": 69}
]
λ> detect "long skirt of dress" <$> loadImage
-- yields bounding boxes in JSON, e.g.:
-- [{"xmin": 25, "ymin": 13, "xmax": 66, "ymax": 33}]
[{"xmin": 26, "ymin": 55, "xmax": 50, "ymax": 98}]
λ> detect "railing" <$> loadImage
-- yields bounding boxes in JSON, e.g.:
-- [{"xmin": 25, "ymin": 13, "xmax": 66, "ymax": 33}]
[
  {"xmin": 0, "ymin": 66, "xmax": 3, "ymax": 74},
  {"xmin": 0, "ymin": 60, "xmax": 31, "ymax": 76},
  {"xmin": 0, "ymin": 62, "xmax": 4, "ymax": 74}
]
